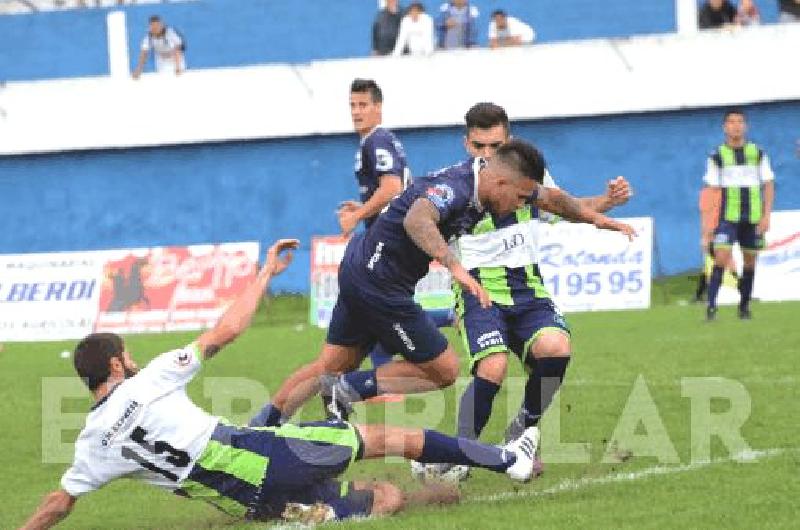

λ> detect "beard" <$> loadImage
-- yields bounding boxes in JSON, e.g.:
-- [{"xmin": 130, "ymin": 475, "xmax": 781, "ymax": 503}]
[{"xmin": 124, "ymin": 366, "xmax": 139, "ymax": 379}]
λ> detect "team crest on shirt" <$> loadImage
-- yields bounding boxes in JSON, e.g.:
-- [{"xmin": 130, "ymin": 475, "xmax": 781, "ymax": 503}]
[
  {"xmin": 375, "ymin": 148, "xmax": 394, "ymax": 172},
  {"xmin": 426, "ymin": 184, "xmax": 455, "ymax": 209},
  {"xmin": 174, "ymin": 350, "xmax": 191, "ymax": 367}
]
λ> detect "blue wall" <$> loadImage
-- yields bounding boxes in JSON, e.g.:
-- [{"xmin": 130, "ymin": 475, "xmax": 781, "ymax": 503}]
[
  {"xmin": 0, "ymin": 0, "xmax": 683, "ymax": 82},
  {"xmin": 2, "ymin": 100, "xmax": 798, "ymax": 292}
]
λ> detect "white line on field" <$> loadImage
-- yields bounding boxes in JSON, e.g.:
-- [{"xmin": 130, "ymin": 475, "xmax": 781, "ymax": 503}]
[{"xmin": 470, "ymin": 447, "xmax": 791, "ymax": 504}]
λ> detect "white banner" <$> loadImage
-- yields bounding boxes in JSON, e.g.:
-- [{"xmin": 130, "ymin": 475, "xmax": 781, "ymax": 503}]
[
  {"xmin": 754, "ymin": 210, "xmax": 800, "ymax": 301},
  {"xmin": 537, "ymin": 217, "xmax": 653, "ymax": 312},
  {"xmin": 0, "ymin": 251, "xmax": 105, "ymax": 342}
]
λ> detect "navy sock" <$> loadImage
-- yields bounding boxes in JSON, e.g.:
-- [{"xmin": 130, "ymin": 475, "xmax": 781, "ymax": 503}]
[
  {"xmin": 248, "ymin": 403, "xmax": 283, "ymax": 427},
  {"xmin": 341, "ymin": 369, "xmax": 379, "ymax": 401},
  {"xmin": 418, "ymin": 429, "xmax": 515, "ymax": 472},
  {"xmin": 457, "ymin": 376, "xmax": 501, "ymax": 439},
  {"xmin": 522, "ymin": 356, "xmax": 571, "ymax": 428},
  {"xmin": 707, "ymin": 265, "xmax": 724, "ymax": 309},
  {"xmin": 738, "ymin": 269, "xmax": 755, "ymax": 310},
  {"xmin": 368, "ymin": 343, "xmax": 393, "ymax": 369}
]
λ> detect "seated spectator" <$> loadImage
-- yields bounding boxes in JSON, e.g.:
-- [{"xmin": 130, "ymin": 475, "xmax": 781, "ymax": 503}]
[
  {"xmin": 778, "ymin": 0, "xmax": 800, "ymax": 22},
  {"xmin": 132, "ymin": 15, "xmax": 186, "ymax": 78},
  {"xmin": 372, "ymin": 0, "xmax": 404, "ymax": 56},
  {"xmin": 488, "ymin": 9, "xmax": 535, "ymax": 48},
  {"xmin": 393, "ymin": 2, "xmax": 435, "ymax": 56},
  {"xmin": 735, "ymin": 0, "xmax": 761, "ymax": 25},
  {"xmin": 698, "ymin": 0, "xmax": 737, "ymax": 29},
  {"xmin": 437, "ymin": 0, "xmax": 479, "ymax": 49}
]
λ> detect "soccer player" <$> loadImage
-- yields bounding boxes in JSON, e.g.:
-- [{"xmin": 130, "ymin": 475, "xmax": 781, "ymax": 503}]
[
  {"xmin": 19, "ymin": 239, "xmax": 541, "ymax": 529},
  {"xmin": 337, "ymin": 78, "xmax": 409, "ymax": 371},
  {"xmin": 703, "ymin": 109, "xmax": 775, "ymax": 320},
  {"xmin": 256, "ymin": 139, "xmax": 635, "ymax": 431},
  {"xmin": 439, "ymin": 103, "xmax": 631, "ymax": 479}
]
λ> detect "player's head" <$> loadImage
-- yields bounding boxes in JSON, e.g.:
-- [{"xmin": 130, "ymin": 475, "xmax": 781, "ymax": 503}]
[
  {"xmin": 408, "ymin": 2, "xmax": 425, "ymax": 19},
  {"xmin": 464, "ymin": 102, "xmax": 511, "ymax": 159},
  {"xmin": 148, "ymin": 15, "xmax": 164, "ymax": 36},
  {"xmin": 350, "ymin": 78, "xmax": 383, "ymax": 137},
  {"xmin": 479, "ymin": 139, "xmax": 545, "ymax": 216},
  {"xmin": 723, "ymin": 108, "xmax": 747, "ymax": 143},
  {"xmin": 73, "ymin": 333, "xmax": 139, "ymax": 393},
  {"xmin": 492, "ymin": 9, "xmax": 508, "ymax": 30}
]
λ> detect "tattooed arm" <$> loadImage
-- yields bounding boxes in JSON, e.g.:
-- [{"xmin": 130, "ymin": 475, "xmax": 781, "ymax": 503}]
[
  {"xmin": 536, "ymin": 187, "xmax": 637, "ymax": 240},
  {"xmin": 403, "ymin": 198, "xmax": 491, "ymax": 307}
]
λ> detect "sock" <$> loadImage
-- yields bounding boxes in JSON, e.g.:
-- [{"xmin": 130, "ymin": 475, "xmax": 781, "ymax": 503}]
[
  {"xmin": 738, "ymin": 268, "xmax": 755, "ymax": 310},
  {"xmin": 695, "ymin": 272, "xmax": 707, "ymax": 299},
  {"xmin": 368, "ymin": 344, "xmax": 393, "ymax": 369},
  {"xmin": 418, "ymin": 429, "xmax": 515, "ymax": 473},
  {"xmin": 248, "ymin": 403, "xmax": 283, "ymax": 427},
  {"xmin": 707, "ymin": 265, "xmax": 724, "ymax": 309},
  {"xmin": 340, "ymin": 369, "xmax": 379, "ymax": 401},
  {"xmin": 522, "ymin": 356, "xmax": 571, "ymax": 428},
  {"xmin": 457, "ymin": 376, "xmax": 501, "ymax": 439}
]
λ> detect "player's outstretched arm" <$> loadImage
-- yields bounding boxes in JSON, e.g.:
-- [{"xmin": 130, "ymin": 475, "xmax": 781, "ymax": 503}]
[
  {"xmin": 195, "ymin": 239, "xmax": 299, "ymax": 360},
  {"xmin": 536, "ymin": 187, "xmax": 637, "ymax": 240},
  {"xmin": 403, "ymin": 198, "xmax": 491, "ymax": 307},
  {"xmin": 19, "ymin": 489, "xmax": 75, "ymax": 530},
  {"xmin": 576, "ymin": 176, "xmax": 632, "ymax": 213}
]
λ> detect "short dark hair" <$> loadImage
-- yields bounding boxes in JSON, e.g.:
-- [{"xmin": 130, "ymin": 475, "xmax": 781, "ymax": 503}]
[
  {"xmin": 350, "ymin": 79, "xmax": 383, "ymax": 104},
  {"xmin": 492, "ymin": 9, "xmax": 507, "ymax": 17},
  {"xmin": 494, "ymin": 139, "xmax": 546, "ymax": 183},
  {"xmin": 74, "ymin": 333, "xmax": 125, "ymax": 391},
  {"xmin": 465, "ymin": 102, "xmax": 510, "ymax": 134},
  {"xmin": 409, "ymin": 2, "xmax": 425, "ymax": 11},
  {"xmin": 723, "ymin": 108, "xmax": 745, "ymax": 121},
  {"xmin": 148, "ymin": 15, "xmax": 161, "ymax": 23}
]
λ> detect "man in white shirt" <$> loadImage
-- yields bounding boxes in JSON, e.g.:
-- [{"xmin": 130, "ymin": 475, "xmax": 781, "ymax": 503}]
[
  {"xmin": 19, "ymin": 239, "xmax": 539, "ymax": 528},
  {"xmin": 489, "ymin": 9, "xmax": 535, "ymax": 48},
  {"xmin": 393, "ymin": 2, "xmax": 435, "ymax": 57},
  {"xmin": 132, "ymin": 15, "xmax": 186, "ymax": 79}
]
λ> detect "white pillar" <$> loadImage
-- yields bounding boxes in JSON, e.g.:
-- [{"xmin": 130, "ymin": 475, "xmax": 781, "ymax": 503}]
[
  {"xmin": 676, "ymin": 0, "xmax": 699, "ymax": 35},
  {"xmin": 107, "ymin": 10, "xmax": 130, "ymax": 78}
]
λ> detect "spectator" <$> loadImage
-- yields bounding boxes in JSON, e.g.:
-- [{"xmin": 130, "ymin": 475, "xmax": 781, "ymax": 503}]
[
  {"xmin": 698, "ymin": 0, "xmax": 737, "ymax": 29},
  {"xmin": 437, "ymin": 0, "xmax": 479, "ymax": 49},
  {"xmin": 488, "ymin": 9, "xmax": 535, "ymax": 48},
  {"xmin": 132, "ymin": 15, "xmax": 185, "ymax": 79},
  {"xmin": 736, "ymin": 0, "xmax": 761, "ymax": 25},
  {"xmin": 392, "ymin": 2, "xmax": 435, "ymax": 56},
  {"xmin": 372, "ymin": 0, "xmax": 404, "ymax": 56},
  {"xmin": 778, "ymin": 0, "xmax": 800, "ymax": 22}
]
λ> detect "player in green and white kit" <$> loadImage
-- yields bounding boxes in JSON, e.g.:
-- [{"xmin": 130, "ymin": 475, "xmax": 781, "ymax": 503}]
[{"xmin": 436, "ymin": 103, "xmax": 631, "ymax": 480}]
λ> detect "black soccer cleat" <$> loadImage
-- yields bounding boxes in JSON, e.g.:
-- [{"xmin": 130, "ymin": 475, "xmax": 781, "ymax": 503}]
[
  {"xmin": 706, "ymin": 306, "xmax": 718, "ymax": 322},
  {"xmin": 738, "ymin": 307, "xmax": 752, "ymax": 320}
]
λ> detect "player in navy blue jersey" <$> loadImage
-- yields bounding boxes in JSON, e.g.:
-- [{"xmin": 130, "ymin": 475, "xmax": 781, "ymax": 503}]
[{"xmin": 254, "ymin": 140, "xmax": 635, "ymax": 432}]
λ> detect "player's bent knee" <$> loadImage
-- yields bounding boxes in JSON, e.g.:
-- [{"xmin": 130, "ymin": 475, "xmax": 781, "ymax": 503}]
[
  {"xmin": 530, "ymin": 331, "xmax": 571, "ymax": 359},
  {"xmin": 368, "ymin": 481, "xmax": 405, "ymax": 516},
  {"xmin": 430, "ymin": 349, "xmax": 460, "ymax": 387},
  {"xmin": 475, "ymin": 353, "xmax": 508, "ymax": 384}
]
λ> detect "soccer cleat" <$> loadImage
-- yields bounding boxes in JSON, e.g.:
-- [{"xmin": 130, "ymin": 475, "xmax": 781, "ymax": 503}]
[
  {"xmin": 706, "ymin": 306, "xmax": 718, "ymax": 322},
  {"xmin": 281, "ymin": 502, "xmax": 335, "ymax": 524},
  {"xmin": 504, "ymin": 426, "xmax": 540, "ymax": 482},
  {"xmin": 416, "ymin": 462, "xmax": 470, "ymax": 483},
  {"xmin": 319, "ymin": 374, "xmax": 354, "ymax": 422},
  {"xmin": 738, "ymin": 307, "xmax": 752, "ymax": 320}
]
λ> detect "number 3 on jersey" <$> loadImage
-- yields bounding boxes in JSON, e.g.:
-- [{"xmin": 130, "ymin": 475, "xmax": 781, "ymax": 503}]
[{"xmin": 121, "ymin": 426, "xmax": 190, "ymax": 481}]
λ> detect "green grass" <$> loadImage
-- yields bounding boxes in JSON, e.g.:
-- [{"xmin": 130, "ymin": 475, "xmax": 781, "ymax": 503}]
[{"xmin": 2, "ymin": 287, "xmax": 798, "ymax": 529}]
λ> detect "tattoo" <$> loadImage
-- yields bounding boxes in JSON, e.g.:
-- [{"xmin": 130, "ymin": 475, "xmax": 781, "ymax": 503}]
[
  {"xmin": 403, "ymin": 198, "xmax": 459, "ymax": 268},
  {"xmin": 539, "ymin": 188, "xmax": 592, "ymax": 223},
  {"xmin": 202, "ymin": 344, "xmax": 221, "ymax": 360}
]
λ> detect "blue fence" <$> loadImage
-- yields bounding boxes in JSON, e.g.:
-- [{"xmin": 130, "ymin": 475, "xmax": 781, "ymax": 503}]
[
  {"xmin": 0, "ymin": 0, "xmax": 685, "ymax": 82},
  {"xmin": 2, "ymin": 100, "xmax": 797, "ymax": 292}
]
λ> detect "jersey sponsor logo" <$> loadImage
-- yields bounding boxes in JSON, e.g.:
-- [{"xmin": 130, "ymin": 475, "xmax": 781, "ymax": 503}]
[
  {"xmin": 375, "ymin": 148, "xmax": 395, "ymax": 172},
  {"xmin": 367, "ymin": 241, "xmax": 384, "ymax": 271},
  {"xmin": 426, "ymin": 184, "xmax": 455, "ymax": 210},
  {"xmin": 393, "ymin": 323, "xmax": 416, "ymax": 351},
  {"xmin": 476, "ymin": 330, "xmax": 504, "ymax": 349},
  {"xmin": 174, "ymin": 349, "xmax": 192, "ymax": 367},
  {"xmin": 101, "ymin": 400, "xmax": 141, "ymax": 447}
]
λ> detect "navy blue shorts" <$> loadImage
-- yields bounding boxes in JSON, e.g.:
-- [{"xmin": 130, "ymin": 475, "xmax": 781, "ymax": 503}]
[
  {"xmin": 456, "ymin": 291, "xmax": 570, "ymax": 373},
  {"xmin": 713, "ymin": 221, "xmax": 764, "ymax": 252},
  {"xmin": 326, "ymin": 266, "xmax": 448, "ymax": 363}
]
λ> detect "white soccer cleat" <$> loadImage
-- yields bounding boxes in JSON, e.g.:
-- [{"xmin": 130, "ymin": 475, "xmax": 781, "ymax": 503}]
[{"xmin": 504, "ymin": 426, "xmax": 540, "ymax": 482}]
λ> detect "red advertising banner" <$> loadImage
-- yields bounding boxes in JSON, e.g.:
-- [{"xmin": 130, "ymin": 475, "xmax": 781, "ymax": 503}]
[{"xmin": 95, "ymin": 242, "xmax": 259, "ymax": 334}]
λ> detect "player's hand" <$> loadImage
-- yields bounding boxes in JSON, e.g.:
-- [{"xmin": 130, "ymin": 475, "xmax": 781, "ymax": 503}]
[
  {"xmin": 337, "ymin": 200, "xmax": 362, "ymax": 213},
  {"xmin": 594, "ymin": 216, "xmax": 637, "ymax": 241},
  {"xmin": 263, "ymin": 239, "xmax": 299, "ymax": 276},
  {"xmin": 338, "ymin": 210, "xmax": 360, "ymax": 236},
  {"xmin": 132, "ymin": 70, "xmax": 141, "ymax": 80},
  {"xmin": 450, "ymin": 263, "xmax": 491, "ymax": 309},
  {"xmin": 606, "ymin": 176, "xmax": 632, "ymax": 207},
  {"xmin": 756, "ymin": 216, "xmax": 770, "ymax": 236}
]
